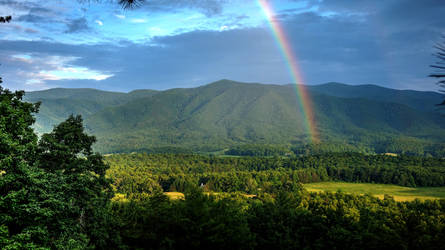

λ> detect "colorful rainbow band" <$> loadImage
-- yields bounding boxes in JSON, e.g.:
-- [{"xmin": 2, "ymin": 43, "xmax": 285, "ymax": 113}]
[{"xmin": 257, "ymin": 0, "xmax": 319, "ymax": 143}]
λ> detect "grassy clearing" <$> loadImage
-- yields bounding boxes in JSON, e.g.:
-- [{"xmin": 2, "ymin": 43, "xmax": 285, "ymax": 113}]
[
  {"xmin": 164, "ymin": 192, "xmax": 185, "ymax": 200},
  {"xmin": 164, "ymin": 192, "xmax": 257, "ymax": 200},
  {"xmin": 304, "ymin": 182, "xmax": 445, "ymax": 201}
]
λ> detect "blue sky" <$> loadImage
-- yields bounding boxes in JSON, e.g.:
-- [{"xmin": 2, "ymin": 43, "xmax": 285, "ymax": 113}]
[{"xmin": 0, "ymin": 0, "xmax": 444, "ymax": 92}]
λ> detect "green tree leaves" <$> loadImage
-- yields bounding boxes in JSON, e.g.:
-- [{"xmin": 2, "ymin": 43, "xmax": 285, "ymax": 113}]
[{"xmin": 0, "ymin": 84, "xmax": 115, "ymax": 248}]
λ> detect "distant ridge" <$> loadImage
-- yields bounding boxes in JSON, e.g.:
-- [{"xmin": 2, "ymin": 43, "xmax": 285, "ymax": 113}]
[
  {"xmin": 308, "ymin": 82, "xmax": 443, "ymax": 111},
  {"xmin": 25, "ymin": 80, "xmax": 445, "ymax": 154}
]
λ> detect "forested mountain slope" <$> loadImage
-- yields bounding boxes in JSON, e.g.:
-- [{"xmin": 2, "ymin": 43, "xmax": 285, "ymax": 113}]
[
  {"xmin": 308, "ymin": 82, "xmax": 444, "ymax": 112},
  {"xmin": 25, "ymin": 80, "xmax": 445, "ymax": 154}
]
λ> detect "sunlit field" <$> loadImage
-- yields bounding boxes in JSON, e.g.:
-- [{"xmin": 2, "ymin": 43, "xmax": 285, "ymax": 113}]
[{"xmin": 304, "ymin": 182, "xmax": 445, "ymax": 201}]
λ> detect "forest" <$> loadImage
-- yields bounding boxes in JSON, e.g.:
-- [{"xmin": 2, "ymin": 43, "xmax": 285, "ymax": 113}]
[
  {"xmin": 105, "ymin": 152, "xmax": 445, "ymax": 196},
  {"xmin": 1, "ymin": 82, "xmax": 443, "ymax": 248}
]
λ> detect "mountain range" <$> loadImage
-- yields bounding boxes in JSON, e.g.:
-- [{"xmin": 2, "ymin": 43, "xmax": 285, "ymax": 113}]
[{"xmin": 24, "ymin": 80, "xmax": 445, "ymax": 155}]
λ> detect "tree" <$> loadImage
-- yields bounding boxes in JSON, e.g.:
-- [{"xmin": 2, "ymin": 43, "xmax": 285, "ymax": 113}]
[
  {"xmin": 430, "ymin": 36, "xmax": 445, "ymax": 106},
  {"xmin": 0, "ymin": 83, "xmax": 56, "ymax": 248},
  {"xmin": 117, "ymin": 0, "xmax": 145, "ymax": 9},
  {"xmin": 0, "ymin": 16, "xmax": 11, "ymax": 23},
  {"xmin": 0, "ymin": 78, "xmax": 118, "ymax": 248},
  {"xmin": 38, "ymin": 115, "xmax": 117, "ymax": 248}
]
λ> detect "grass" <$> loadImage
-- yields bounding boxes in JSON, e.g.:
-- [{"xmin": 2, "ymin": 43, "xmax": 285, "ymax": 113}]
[
  {"xmin": 164, "ymin": 192, "xmax": 185, "ymax": 200},
  {"xmin": 164, "ymin": 191, "xmax": 257, "ymax": 200},
  {"xmin": 303, "ymin": 182, "xmax": 445, "ymax": 201}
]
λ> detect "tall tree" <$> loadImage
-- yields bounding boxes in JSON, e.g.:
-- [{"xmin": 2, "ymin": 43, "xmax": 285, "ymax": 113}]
[
  {"xmin": 38, "ymin": 115, "xmax": 117, "ymax": 248},
  {"xmin": 0, "ymin": 83, "xmax": 53, "ymax": 248},
  {"xmin": 0, "ymin": 78, "xmax": 117, "ymax": 248}
]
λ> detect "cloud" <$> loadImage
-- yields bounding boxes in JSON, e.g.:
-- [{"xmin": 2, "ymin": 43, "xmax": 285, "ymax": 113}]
[
  {"xmin": 65, "ymin": 17, "xmax": 90, "ymax": 33},
  {"xmin": 20, "ymin": 55, "xmax": 113, "ymax": 85},
  {"xmin": 130, "ymin": 18, "xmax": 148, "ymax": 23},
  {"xmin": 1, "ymin": 0, "xmax": 444, "ymax": 92},
  {"xmin": 3, "ymin": 1, "xmax": 57, "ymax": 23},
  {"xmin": 0, "ymin": 46, "xmax": 114, "ymax": 90},
  {"xmin": 95, "ymin": 20, "xmax": 103, "ymax": 26},
  {"xmin": 115, "ymin": 14, "xmax": 126, "ymax": 19},
  {"xmin": 17, "ymin": 14, "xmax": 47, "ymax": 23},
  {"xmin": 0, "ymin": 0, "xmax": 43, "ymax": 12},
  {"xmin": 139, "ymin": 0, "xmax": 228, "ymax": 17}
]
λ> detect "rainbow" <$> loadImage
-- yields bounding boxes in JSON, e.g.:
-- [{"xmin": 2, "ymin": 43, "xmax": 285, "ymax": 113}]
[{"xmin": 257, "ymin": 0, "xmax": 319, "ymax": 143}]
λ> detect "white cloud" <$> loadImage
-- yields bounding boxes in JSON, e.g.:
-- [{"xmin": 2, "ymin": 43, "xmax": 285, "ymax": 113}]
[
  {"xmin": 220, "ymin": 25, "xmax": 229, "ymax": 31},
  {"xmin": 10, "ymin": 54, "xmax": 113, "ymax": 86},
  {"xmin": 130, "ymin": 18, "xmax": 148, "ymax": 23},
  {"xmin": 95, "ymin": 20, "xmax": 103, "ymax": 26},
  {"xmin": 115, "ymin": 14, "xmax": 126, "ymax": 19}
]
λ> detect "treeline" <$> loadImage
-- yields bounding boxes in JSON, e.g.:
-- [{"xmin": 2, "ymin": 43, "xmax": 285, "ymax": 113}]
[
  {"xmin": 105, "ymin": 153, "xmax": 445, "ymax": 196},
  {"xmin": 224, "ymin": 140, "xmax": 445, "ymax": 157},
  {"xmin": 225, "ymin": 144, "xmax": 293, "ymax": 156},
  {"xmin": 112, "ymin": 188, "xmax": 445, "ymax": 249}
]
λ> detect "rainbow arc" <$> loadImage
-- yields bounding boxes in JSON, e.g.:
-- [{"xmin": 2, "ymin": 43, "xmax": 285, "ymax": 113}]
[{"xmin": 257, "ymin": 0, "xmax": 319, "ymax": 143}]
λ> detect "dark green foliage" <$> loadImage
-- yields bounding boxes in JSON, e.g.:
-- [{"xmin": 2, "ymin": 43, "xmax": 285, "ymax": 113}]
[
  {"xmin": 0, "ymin": 84, "xmax": 117, "ymax": 248},
  {"xmin": 114, "ymin": 188, "xmax": 254, "ymax": 249},
  {"xmin": 226, "ymin": 144, "xmax": 293, "ymax": 156},
  {"xmin": 112, "ymin": 189, "xmax": 445, "ymax": 249},
  {"xmin": 38, "ymin": 115, "xmax": 117, "ymax": 248},
  {"xmin": 106, "ymin": 153, "xmax": 445, "ymax": 198},
  {"xmin": 107, "ymin": 152, "xmax": 445, "ymax": 248},
  {"xmin": 0, "ymin": 86, "xmax": 50, "ymax": 248}
]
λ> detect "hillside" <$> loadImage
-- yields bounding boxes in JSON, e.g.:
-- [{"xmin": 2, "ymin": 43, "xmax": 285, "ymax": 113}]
[
  {"xmin": 308, "ymin": 82, "xmax": 444, "ymax": 112},
  {"xmin": 24, "ymin": 88, "xmax": 158, "ymax": 134},
  {"xmin": 25, "ymin": 80, "xmax": 445, "ymax": 154}
]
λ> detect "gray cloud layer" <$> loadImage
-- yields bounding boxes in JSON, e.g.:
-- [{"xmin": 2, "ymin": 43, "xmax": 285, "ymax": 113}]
[{"xmin": 1, "ymin": 0, "xmax": 444, "ymax": 92}]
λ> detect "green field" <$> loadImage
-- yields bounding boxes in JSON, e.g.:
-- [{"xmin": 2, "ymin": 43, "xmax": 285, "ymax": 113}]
[{"xmin": 304, "ymin": 182, "xmax": 445, "ymax": 201}]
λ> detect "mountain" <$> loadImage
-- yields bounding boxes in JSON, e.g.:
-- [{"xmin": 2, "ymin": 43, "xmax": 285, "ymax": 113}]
[
  {"xmin": 24, "ymin": 88, "xmax": 158, "ymax": 133},
  {"xmin": 308, "ymin": 82, "xmax": 443, "ymax": 112},
  {"xmin": 25, "ymin": 80, "xmax": 445, "ymax": 154}
]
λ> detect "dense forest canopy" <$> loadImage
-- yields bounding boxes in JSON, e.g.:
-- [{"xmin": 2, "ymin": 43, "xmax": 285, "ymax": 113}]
[{"xmin": 1, "ymin": 82, "xmax": 445, "ymax": 248}]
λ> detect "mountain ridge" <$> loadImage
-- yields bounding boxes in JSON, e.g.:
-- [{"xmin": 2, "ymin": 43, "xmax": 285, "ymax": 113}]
[{"xmin": 24, "ymin": 80, "xmax": 445, "ymax": 155}]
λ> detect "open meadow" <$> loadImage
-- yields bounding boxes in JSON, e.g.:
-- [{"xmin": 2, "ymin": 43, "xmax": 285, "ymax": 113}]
[{"xmin": 304, "ymin": 182, "xmax": 445, "ymax": 201}]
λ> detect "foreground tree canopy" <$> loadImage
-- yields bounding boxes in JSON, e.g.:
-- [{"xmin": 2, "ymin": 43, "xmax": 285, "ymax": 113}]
[{"xmin": 0, "ymin": 83, "xmax": 117, "ymax": 248}]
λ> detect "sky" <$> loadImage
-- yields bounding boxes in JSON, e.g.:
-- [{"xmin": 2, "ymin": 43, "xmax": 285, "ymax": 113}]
[{"xmin": 0, "ymin": 0, "xmax": 444, "ymax": 92}]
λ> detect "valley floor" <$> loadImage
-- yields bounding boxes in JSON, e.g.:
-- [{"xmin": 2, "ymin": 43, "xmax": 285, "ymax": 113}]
[{"xmin": 303, "ymin": 182, "xmax": 445, "ymax": 201}]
